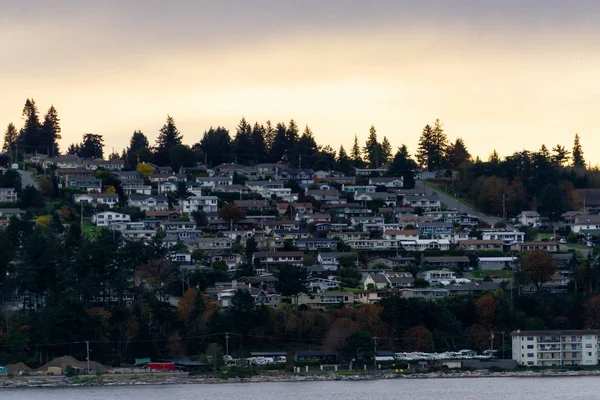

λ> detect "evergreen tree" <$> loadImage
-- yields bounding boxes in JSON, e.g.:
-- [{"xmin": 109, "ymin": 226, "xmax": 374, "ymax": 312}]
[
  {"xmin": 66, "ymin": 143, "xmax": 81, "ymax": 155},
  {"xmin": 170, "ymin": 144, "xmax": 197, "ymax": 172},
  {"xmin": 351, "ymin": 134, "xmax": 364, "ymax": 168},
  {"xmin": 251, "ymin": 122, "xmax": 268, "ymax": 164},
  {"xmin": 78, "ymin": 133, "xmax": 104, "ymax": 159},
  {"xmin": 40, "ymin": 105, "xmax": 61, "ymax": 156},
  {"xmin": 126, "ymin": 130, "xmax": 151, "ymax": 168},
  {"xmin": 446, "ymin": 138, "xmax": 471, "ymax": 169},
  {"xmin": 297, "ymin": 125, "xmax": 318, "ymax": 169},
  {"xmin": 417, "ymin": 119, "xmax": 448, "ymax": 171},
  {"xmin": 380, "ymin": 136, "xmax": 392, "ymax": 165},
  {"xmin": 232, "ymin": 117, "xmax": 253, "ymax": 165},
  {"xmin": 336, "ymin": 145, "xmax": 351, "ymax": 174},
  {"xmin": 286, "ymin": 119, "xmax": 300, "ymax": 166},
  {"xmin": 264, "ymin": 120, "xmax": 275, "ymax": 158},
  {"xmin": 572, "ymin": 133, "xmax": 585, "ymax": 168},
  {"xmin": 363, "ymin": 125, "xmax": 382, "ymax": 167},
  {"xmin": 551, "ymin": 144, "xmax": 570, "ymax": 168},
  {"xmin": 387, "ymin": 144, "xmax": 418, "ymax": 188},
  {"xmin": 2, "ymin": 123, "xmax": 19, "ymax": 154},
  {"xmin": 18, "ymin": 99, "xmax": 41, "ymax": 154},
  {"xmin": 198, "ymin": 127, "xmax": 232, "ymax": 166},
  {"xmin": 269, "ymin": 122, "xmax": 287, "ymax": 163},
  {"xmin": 154, "ymin": 115, "xmax": 182, "ymax": 166}
]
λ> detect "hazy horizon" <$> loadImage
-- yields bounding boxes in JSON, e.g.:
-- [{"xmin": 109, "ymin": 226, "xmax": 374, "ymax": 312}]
[{"xmin": 2, "ymin": 0, "xmax": 599, "ymax": 163}]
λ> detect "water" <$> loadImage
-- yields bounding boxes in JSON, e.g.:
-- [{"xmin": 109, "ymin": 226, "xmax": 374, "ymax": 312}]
[{"xmin": 5, "ymin": 378, "xmax": 600, "ymax": 400}]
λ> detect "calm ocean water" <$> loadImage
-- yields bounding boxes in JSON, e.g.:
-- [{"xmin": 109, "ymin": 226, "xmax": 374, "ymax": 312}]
[{"xmin": 5, "ymin": 378, "xmax": 600, "ymax": 400}]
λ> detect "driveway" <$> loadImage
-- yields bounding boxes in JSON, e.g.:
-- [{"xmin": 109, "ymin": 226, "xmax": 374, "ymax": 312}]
[{"xmin": 17, "ymin": 170, "xmax": 39, "ymax": 189}]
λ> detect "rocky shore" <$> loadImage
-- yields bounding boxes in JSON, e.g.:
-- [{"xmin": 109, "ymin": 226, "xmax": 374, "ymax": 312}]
[{"xmin": 3, "ymin": 369, "xmax": 600, "ymax": 389}]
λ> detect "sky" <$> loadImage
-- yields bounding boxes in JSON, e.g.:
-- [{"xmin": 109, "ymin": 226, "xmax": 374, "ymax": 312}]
[{"xmin": 1, "ymin": 0, "xmax": 600, "ymax": 162}]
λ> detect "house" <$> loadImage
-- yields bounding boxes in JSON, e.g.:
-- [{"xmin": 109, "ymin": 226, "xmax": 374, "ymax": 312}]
[
  {"xmin": 300, "ymin": 213, "xmax": 332, "ymax": 224},
  {"xmin": 317, "ymin": 252, "xmax": 357, "ymax": 269},
  {"xmin": 354, "ymin": 167, "xmax": 387, "ymax": 176},
  {"xmin": 400, "ymin": 288, "xmax": 449, "ymax": 300},
  {"xmin": 327, "ymin": 231, "xmax": 370, "ymax": 241},
  {"xmin": 159, "ymin": 221, "xmax": 196, "ymax": 231},
  {"xmin": 345, "ymin": 239, "xmax": 402, "ymax": 250},
  {"xmin": 74, "ymin": 193, "xmax": 119, "ymax": 208},
  {"xmin": 352, "ymin": 216, "xmax": 385, "ymax": 226},
  {"xmin": 368, "ymin": 177, "xmax": 404, "ymax": 188},
  {"xmin": 188, "ymin": 237, "xmax": 234, "ymax": 252},
  {"xmin": 252, "ymin": 251, "xmax": 304, "ymax": 268},
  {"xmin": 149, "ymin": 173, "xmax": 186, "ymax": 183},
  {"xmin": 305, "ymin": 189, "xmax": 340, "ymax": 203},
  {"xmin": 254, "ymin": 290, "xmax": 282, "ymax": 308},
  {"xmin": 400, "ymin": 239, "xmax": 451, "ymax": 251},
  {"xmin": 67, "ymin": 178, "xmax": 102, "ymax": 192},
  {"xmin": 257, "ymin": 163, "xmax": 287, "ymax": 178},
  {"xmin": 277, "ymin": 202, "xmax": 313, "ymax": 215},
  {"xmin": 420, "ymin": 269, "xmax": 457, "ymax": 285},
  {"xmin": 366, "ymin": 256, "xmax": 416, "ymax": 269},
  {"xmin": 277, "ymin": 168, "xmax": 314, "ymax": 184},
  {"xmin": 92, "ymin": 211, "xmax": 130, "ymax": 226},
  {"xmin": 171, "ymin": 253, "xmax": 192, "ymax": 264},
  {"xmin": 263, "ymin": 220, "xmax": 299, "ymax": 232},
  {"xmin": 402, "ymin": 195, "xmax": 441, "ymax": 211},
  {"xmin": 246, "ymin": 180, "xmax": 285, "ymax": 191},
  {"xmin": 273, "ymin": 229, "xmax": 312, "ymax": 241},
  {"xmin": 43, "ymin": 154, "xmax": 84, "ymax": 169},
  {"xmin": 363, "ymin": 272, "xmax": 414, "ymax": 290},
  {"xmin": 477, "ymin": 257, "xmax": 517, "ymax": 270},
  {"xmin": 511, "ymin": 330, "xmax": 600, "ymax": 366},
  {"xmin": 128, "ymin": 195, "xmax": 168, "ymax": 211},
  {"xmin": 233, "ymin": 200, "xmax": 271, "ymax": 212},
  {"xmin": 297, "ymin": 292, "xmax": 355, "ymax": 308},
  {"xmin": 383, "ymin": 230, "xmax": 419, "ymax": 240},
  {"xmin": 517, "ymin": 211, "xmax": 541, "ymax": 227},
  {"xmin": 55, "ymin": 168, "xmax": 93, "ymax": 180},
  {"xmin": 294, "ymin": 238, "xmax": 338, "ymax": 251},
  {"xmin": 121, "ymin": 179, "xmax": 152, "ymax": 195},
  {"xmin": 573, "ymin": 214, "xmax": 600, "ymax": 234},
  {"xmin": 512, "ymin": 242, "xmax": 559, "ymax": 252},
  {"xmin": 482, "ymin": 230, "xmax": 525, "ymax": 244},
  {"xmin": 447, "ymin": 282, "xmax": 500, "ymax": 297},
  {"xmin": 354, "ymin": 192, "xmax": 397, "ymax": 206},
  {"xmin": 0, "ymin": 208, "xmax": 25, "ymax": 218},
  {"xmin": 577, "ymin": 189, "xmax": 600, "ymax": 213},
  {"xmin": 113, "ymin": 171, "xmax": 141, "ymax": 181},
  {"xmin": 342, "ymin": 185, "xmax": 376, "ymax": 194},
  {"xmin": 293, "ymin": 350, "xmax": 338, "ymax": 363},
  {"xmin": 362, "ymin": 273, "xmax": 389, "ymax": 290},
  {"xmin": 459, "ymin": 240, "xmax": 504, "ymax": 251},
  {"xmin": 422, "ymin": 256, "xmax": 470, "ymax": 269},
  {"xmin": 196, "ymin": 176, "xmax": 233, "ymax": 190},
  {"xmin": 416, "ymin": 222, "xmax": 454, "ymax": 236},
  {"xmin": 0, "ymin": 188, "xmax": 18, "ymax": 203},
  {"xmin": 211, "ymin": 254, "xmax": 243, "ymax": 270},
  {"xmin": 87, "ymin": 159, "xmax": 125, "ymax": 171},
  {"xmin": 145, "ymin": 210, "xmax": 182, "ymax": 221},
  {"xmin": 182, "ymin": 196, "xmax": 219, "ymax": 214},
  {"xmin": 308, "ymin": 278, "xmax": 341, "ymax": 293}
]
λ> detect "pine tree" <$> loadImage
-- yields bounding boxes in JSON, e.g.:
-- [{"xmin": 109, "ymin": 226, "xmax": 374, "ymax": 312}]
[
  {"xmin": 297, "ymin": 125, "xmax": 318, "ymax": 169},
  {"xmin": 269, "ymin": 122, "xmax": 287, "ymax": 163},
  {"xmin": 551, "ymin": 144, "xmax": 570, "ymax": 167},
  {"xmin": 286, "ymin": 119, "xmax": 300, "ymax": 166},
  {"xmin": 126, "ymin": 130, "xmax": 151, "ymax": 168},
  {"xmin": 337, "ymin": 145, "xmax": 351, "ymax": 174},
  {"xmin": 198, "ymin": 127, "xmax": 232, "ymax": 166},
  {"xmin": 154, "ymin": 115, "xmax": 182, "ymax": 166},
  {"xmin": 417, "ymin": 120, "xmax": 448, "ymax": 171},
  {"xmin": 380, "ymin": 136, "xmax": 392, "ymax": 165},
  {"xmin": 66, "ymin": 143, "xmax": 80, "ymax": 155},
  {"xmin": 387, "ymin": 144, "xmax": 417, "ymax": 189},
  {"xmin": 351, "ymin": 134, "xmax": 364, "ymax": 168},
  {"xmin": 40, "ymin": 105, "xmax": 61, "ymax": 156},
  {"xmin": 251, "ymin": 122, "xmax": 268, "ymax": 164},
  {"xmin": 233, "ymin": 117, "xmax": 253, "ymax": 165},
  {"xmin": 2, "ymin": 123, "xmax": 19, "ymax": 154},
  {"xmin": 363, "ymin": 125, "xmax": 382, "ymax": 168},
  {"xmin": 79, "ymin": 133, "xmax": 104, "ymax": 159},
  {"xmin": 572, "ymin": 133, "xmax": 585, "ymax": 168},
  {"xmin": 18, "ymin": 99, "xmax": 41, "ymax": 154},
  {"xmin": 446, "ymin": 138, "xmax": 471, "ymax": 169},
  {"xmin": 264, "ymin": 120, "xmax": 275, "ymax": 158}
]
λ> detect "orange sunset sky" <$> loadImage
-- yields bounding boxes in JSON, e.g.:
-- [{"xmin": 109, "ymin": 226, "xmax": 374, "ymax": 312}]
[{"xmin": 1, "ymin": 0, "xmax": 599, "ymax": 162}]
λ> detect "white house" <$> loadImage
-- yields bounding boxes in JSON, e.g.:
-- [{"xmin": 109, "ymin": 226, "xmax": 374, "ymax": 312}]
[
  {"xmin": 0, "ymin": 188, "xmax": 18, "ymax": 203},
  {"xmin": 400, "ymin": 239, "xmax": 451, "ymax": 251},
  {"xmin": 92, "ymin": 211, "xmax": 131, "ymax": 227},
  {"xmin": 368, "ymin": 177, "xmax": 404, "ymax": 188},
  {"xmin": 421, "ymin": 269, "xmax": 458, "ymax": 286},
  {"xmin": 573, "ymin": 214, "xmax": 600, "ymax": 234},
  {"xmin": 74, "ymin": 193, "xmax": 119, "ymax": 208},
  {"xmin": 512, "ymin": 330, "xmax": 600, "ymax": 367},
  {"xmin": 482, "ymin": 230, "xmax": 525, "ymax": 244},
  {"xmin": 477, "ymin": 257, "xmax": 517, "ymax": 270},
  {"xmin": 402, "ymin": 195, "xmax": 441, "ymax": 211},
  {"xmin": 127, "ymin": 195, "xmax": 168, "ymax": 211},
  {"xmin": 182, "ymin": 195, "xmax": 218, "ymax": 214},
  {"xmin": 196, "ymin": 176, "xmax": 233, "ymax": 190},
  {"xmin": 317, "ymin": 252, "xmax": 357, "ymax": 270},
  {"xmin": 517, "ymin": 211, "xmax": 541, "ymax": 227},
  {"xmin": 121, "ymin": 179, "xmax": 152, "ymax": 195}
]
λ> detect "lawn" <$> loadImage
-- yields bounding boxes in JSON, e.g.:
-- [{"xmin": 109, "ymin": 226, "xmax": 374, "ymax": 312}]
[
  {"xmin": 471, "ymin": 270, "xmax": 513, "ymax": 279},
  {"xmin": 537, "ymin": 232, "xmax": 553, "ymax": 240},
  {"xmin": 81, "ymin": 223, "xmax": 102, "ymax": 238},
  {"xmin": 565, "ymin": 244, "xmax": 591, "ymax": 250},
  {"xmin": 341, "ymin": 287, "xmax": 362, "ymax": 292}
]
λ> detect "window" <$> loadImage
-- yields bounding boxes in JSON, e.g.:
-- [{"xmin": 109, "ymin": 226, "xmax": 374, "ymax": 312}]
[
  {"xmin": 586, "ymin": 344, "xmax": 593, "ymax": 349},
  {"xmin": 589, "ymin": 352, "xmax": 593, "ymax": 357},
  {"xmin": 527, "ymin": 337, "xmax": 534, "ymax": 341},
  {"xmin": 527, "ymin": 353, "xmax": 534, "ymax": 357},
  {"xmin": 527, "ymin": 345, "xmax": 534, "ymax": 349}
]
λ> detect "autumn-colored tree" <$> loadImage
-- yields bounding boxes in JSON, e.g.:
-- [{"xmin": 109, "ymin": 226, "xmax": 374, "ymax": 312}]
[
  {"xmin": 104, "ymin": 185, "xmax": 116, "ymax": 194},
  {"xmin": 36, "ymin": 215, "xmax": 52, "ymax": 228},
  {"xmin": 476, "ymin": 293, "xmax": 497, "ymax": 328},
  {"xmin": 467, "ymin": 324, "xmax": 490, "ymax": 351},
  {"xmin": 522, "ymin": 250, "xmax": 556, "ymax": 290},
  {"xmin": 136, "ymin": 163, "xmax": 154, "ymax": 179},
  {"xmin": 323, "ymin": 319, "xmax": 359, "ymax": 352},
  {"xmin": 402, "ymin": 325, "xmax": 433, "ymax": 352},
  {"xmin": 219, "ymin": 204, "xmax": 246, "ymax": 223}
]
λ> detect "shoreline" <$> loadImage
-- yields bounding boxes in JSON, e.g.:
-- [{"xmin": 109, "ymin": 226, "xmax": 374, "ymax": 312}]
[{"xmin": 3, "ymin": 369, "xmax": 600, "ymax": 389}]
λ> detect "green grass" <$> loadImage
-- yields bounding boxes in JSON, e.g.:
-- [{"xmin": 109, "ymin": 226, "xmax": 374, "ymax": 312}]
[
  {"xmin": 81, "ymin": 223, "xmax": 102, "ymax": 238},
  {"xmin": 341, "ymin": 287, "xmax": 362, "ymax": 292},
  {"xmin": 425, "ymin": 181, "xmax": 477, "ymax": 210},
  {"xmin": 537, "ymin": 232, "xmax": 553, "ymax": 240},
  {"xmin": 471, "ymin": 270, "xmax": 513, "ymax": 279},
  {"xmin": 565, "ymin": 244, "xmax": 590, "ymax": 250}
]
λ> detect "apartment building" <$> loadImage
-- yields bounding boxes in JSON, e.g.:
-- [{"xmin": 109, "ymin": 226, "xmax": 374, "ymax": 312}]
[{"xmin": 512, "ymin": 330, "xmax": 600, "ymax": 366}]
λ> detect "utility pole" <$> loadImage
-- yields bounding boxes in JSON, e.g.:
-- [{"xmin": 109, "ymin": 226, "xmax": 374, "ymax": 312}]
[
  {"xmin": 501, "ymin": 332, "xmax": 506, "ymax": 359},
  {"xmin": 490, "ymin": 331, "xmax": 495, "ymax": 352},
  {"xmin": 372, "ymin": 337, "xmax": 378, "ymax": 369},
  {"xmin": 86, "ymin": 341, "xmax": 90, "ymax": 373},
  {"xmin": 80, "ymin": 201, "xmax": 84, "ymax": 228},
  {"xmin": 502, "ymin": 193, "xmax": 506, "ymax": 221},
  {"xmin": 225, "ymin": 332, "xmax": 230, "ymax": 357}
]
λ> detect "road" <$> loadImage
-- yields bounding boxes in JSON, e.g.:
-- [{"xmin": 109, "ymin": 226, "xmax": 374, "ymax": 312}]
[
  {"xmin": 17, "ymin": 169, "xmax": 39, "ymax": 189},
  {"xmin": 418, "ymin": 181, "xmax": 507, "ymax": 228}
]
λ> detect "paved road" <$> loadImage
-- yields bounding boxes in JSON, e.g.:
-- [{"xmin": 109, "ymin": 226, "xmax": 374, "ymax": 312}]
[
  {"xmin": 17, "ymin": 169, "xmax": 39, "ymax": 189},
  {"xmin": 418, "ymin": 181, "xmax": 507, "ymax": 228}
]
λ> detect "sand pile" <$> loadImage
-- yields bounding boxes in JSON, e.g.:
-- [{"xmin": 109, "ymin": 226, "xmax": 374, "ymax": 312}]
[
  {"xmin": 38, "ymin": 355, "xmax": 107, "ymax": 372},
  {"xmin": 4, "ymin": 362, "xmax": 32, "ymax": 374}
]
